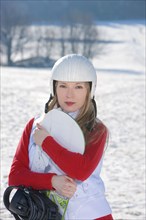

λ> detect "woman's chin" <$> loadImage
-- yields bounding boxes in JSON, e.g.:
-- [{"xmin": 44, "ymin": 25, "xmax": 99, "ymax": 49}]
[{"xmin": 62, "ymin": 106, "xmax": 78, "ymax": 113}]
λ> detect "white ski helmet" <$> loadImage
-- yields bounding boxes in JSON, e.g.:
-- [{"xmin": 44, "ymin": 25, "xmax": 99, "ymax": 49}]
[{"xmin": 50, "ymin": 54, "xmax": 97, "ymax": 98}]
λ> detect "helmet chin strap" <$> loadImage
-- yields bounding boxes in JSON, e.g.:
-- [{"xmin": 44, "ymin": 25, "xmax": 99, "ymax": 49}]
[
  {"xmin": 92, "ymin": 96, "xmax": 97, "ymax": 117},
  {"xmin": 45, "ymin": 94, "xmax": 53, "ymax": 113}
]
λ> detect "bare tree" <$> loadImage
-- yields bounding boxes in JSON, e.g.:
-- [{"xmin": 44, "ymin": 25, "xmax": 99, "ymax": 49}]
[
  {"xmin": 66, "ymin": 12, "xmax": 82, "ymax": 54},
  {"xmin": 12, "ymin": 26, "xmax": 31, "ymax": 61},
  {"xmin": 80, "ymin": 23, "xmax": 98, "ymax": 58},
  {"xmin": 60, "ymin": 25, "xmax": 67, "ymax": 57},
  {"xmin": 42, "ymin": 27, "xmax": 55, "ymax": 60},
  {"xmin": 32, "ymin": 26, "xmax": 43, "ymax": 58},
  {"xmin": 60, "ymin": 11, "xmax": 99, "ymax": 59},
  {"xmin": 0, "ymin": 2, "xmax": 29, "ymax": 66}
]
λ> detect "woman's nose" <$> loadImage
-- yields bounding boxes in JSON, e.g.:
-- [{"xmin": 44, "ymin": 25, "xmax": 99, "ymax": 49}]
[{"xmin": 66, "ymin": 88, "xmax": 73, "ymax": 98}]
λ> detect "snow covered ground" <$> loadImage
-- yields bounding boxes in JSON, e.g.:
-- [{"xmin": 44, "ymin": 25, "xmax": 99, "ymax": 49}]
[{"xmin": 0, "ymin": 21, "xmax": 145, "ymax": 219}]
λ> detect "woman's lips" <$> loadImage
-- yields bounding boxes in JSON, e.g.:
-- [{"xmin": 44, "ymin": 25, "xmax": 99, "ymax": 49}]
[{"xmin": 65, "ymin": 102, "xmax": 75, "ymax": 106}]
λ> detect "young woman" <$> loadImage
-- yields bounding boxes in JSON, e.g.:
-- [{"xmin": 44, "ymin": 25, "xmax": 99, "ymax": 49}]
[{"xmin": 8, "ymin": 54, "xmax": 113, "ymax": 219}]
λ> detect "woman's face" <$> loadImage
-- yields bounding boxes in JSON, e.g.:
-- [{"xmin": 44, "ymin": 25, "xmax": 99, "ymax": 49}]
[{"xmin": 56, "ymin": 81, "xmax": 88, "ymax": 113}]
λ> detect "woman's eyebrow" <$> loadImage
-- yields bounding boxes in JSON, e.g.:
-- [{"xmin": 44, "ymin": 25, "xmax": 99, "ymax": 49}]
[
  {"xmin": 58, "ymin": 82, "xmax": 66, "ymax": 84},
  {"xmin": 75, "ymin": 82, "xmax": 84, "ymax": 85},
  {"xmin": 58, "ymin": 82, "xmax": 84, "ymax": 85}
]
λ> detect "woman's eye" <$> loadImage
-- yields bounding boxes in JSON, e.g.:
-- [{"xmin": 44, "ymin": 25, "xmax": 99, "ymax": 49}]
[
  {"xmin": 75, "ymin": 86, "xmax": 83, "ymax": 89},
  {"xmin": 59, "ymin": 85, "xmax": 66, "ymax": 88}
]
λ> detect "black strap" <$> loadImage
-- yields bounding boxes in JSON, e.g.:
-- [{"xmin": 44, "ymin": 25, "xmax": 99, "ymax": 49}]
[
  {"xmin": 45, "ymin": 94, "xmax": 53, "ymax": 113},
  {"xmin": 3, "ymin": 186, "xmax": 21, "ymax": 220},
  {"xmin": 92, "ymin": 96, "xmax": 97, "ymax": 117}
]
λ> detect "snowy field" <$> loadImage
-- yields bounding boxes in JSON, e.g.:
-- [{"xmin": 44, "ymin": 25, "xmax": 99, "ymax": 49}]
[{"xmin": 0, "ymin": 21, "xmax": 145, "ymax": 220}]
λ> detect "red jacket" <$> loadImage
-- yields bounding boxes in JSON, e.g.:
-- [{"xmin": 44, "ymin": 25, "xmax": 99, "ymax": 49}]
[{"xmin": 8, "ymin": 118, "xmax": 108, "ymax": 190}]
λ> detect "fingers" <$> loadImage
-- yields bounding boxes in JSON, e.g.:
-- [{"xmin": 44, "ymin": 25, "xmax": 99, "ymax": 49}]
[
  {"xmin": 33, "ymin": 123, "xmax": 49, "ymax": 146},
  {"xmin": 64, "ymin": 181, "xmax": 76, "ymax": 191},
  {"xmin": 62, "ymin": 177, "xmax": 77, "ymax": 198},
  {"xmin": 65, "ymin": 176, "xmax": 75, "ymax": 183},
  {"xmin": 66, "ymin": 182, "xmax": 77, "ymax": 191},
  {"xmin": 60, "ymin": 184, "xmax": 76, "ymax": 198},
  {"xmin": 61, "ymin": 189, "xmax": 75, "ymax": 198},
  {"xmin": 65, "ymin": 176, "xmax": 77, "ymax": 186},
  {"xmin": 52, "ymin": 175, "xmax": 77, "ymax": 198}
]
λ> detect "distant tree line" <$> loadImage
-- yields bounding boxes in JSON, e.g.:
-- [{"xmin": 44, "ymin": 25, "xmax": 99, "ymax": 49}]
[
  {"xmin": 0, "ymin": 2, "xmax": 101, "ymax": 66},
  {"xmin": 0, "ymin": 0, "xmax": 145, "ymax": 67},
  {"xmin": 1, "ymin": 0, "xmax": 145, "ymax": 23}
]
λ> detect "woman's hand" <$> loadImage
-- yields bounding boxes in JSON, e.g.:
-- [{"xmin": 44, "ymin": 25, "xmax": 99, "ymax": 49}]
[
  {"xmin": 51, "ymin": 175, "xmax": 77, "ymax": 198},
  {"xmin": 33, "ymin": 123, "xmax": 49, "ymax": 146}
]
